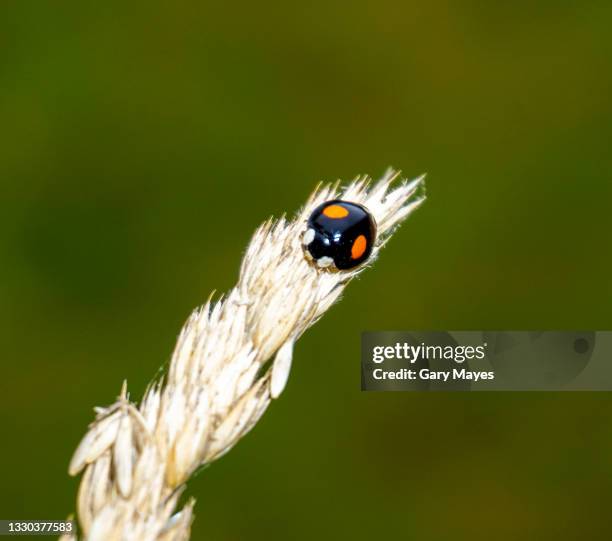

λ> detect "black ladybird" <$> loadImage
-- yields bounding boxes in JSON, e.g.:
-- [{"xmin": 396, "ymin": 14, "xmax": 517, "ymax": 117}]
[{"xmin": 302, "ymin": 200, "xmax": 376, "ymax": 270}]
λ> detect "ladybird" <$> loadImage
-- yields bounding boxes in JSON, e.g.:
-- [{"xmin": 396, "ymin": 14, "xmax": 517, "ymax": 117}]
[{"xmin": 302, "ymin": 200, "xmax": 376, "ymax": 270}]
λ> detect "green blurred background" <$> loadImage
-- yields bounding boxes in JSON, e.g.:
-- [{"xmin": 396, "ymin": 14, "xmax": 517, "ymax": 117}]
[{"xmin": 2, "ymin": 1, "xmax": 612, "ymax": 539}]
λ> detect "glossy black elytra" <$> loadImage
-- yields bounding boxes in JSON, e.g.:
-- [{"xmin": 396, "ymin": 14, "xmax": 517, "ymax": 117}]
[{"xmin": 302, "ymin": 200, "xmax": 376, "ymax": 270}]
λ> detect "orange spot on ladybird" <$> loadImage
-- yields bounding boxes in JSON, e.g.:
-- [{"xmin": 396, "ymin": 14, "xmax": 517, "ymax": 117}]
[
  {"xmin": 351, "ymin": 235, "xmax": 367, "ymax": 259},
  {"xmin": 322, "ymin": 204, "xmax": 349, "ymax": 219}
]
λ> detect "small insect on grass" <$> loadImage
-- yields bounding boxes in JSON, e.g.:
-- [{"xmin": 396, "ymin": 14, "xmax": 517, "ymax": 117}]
[{"xmin": 63, "ymin": 169, "xmax": 425, "ymax": 541}]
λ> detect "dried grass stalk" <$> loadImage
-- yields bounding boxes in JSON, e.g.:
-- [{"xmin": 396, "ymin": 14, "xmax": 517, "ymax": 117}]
[{"xmin": 63, "ymin": 169, "xmax": 425, "ymax": 541}]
